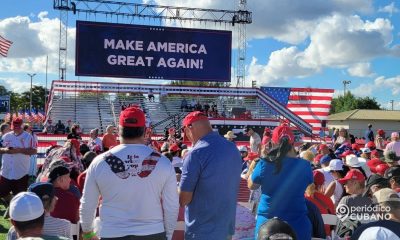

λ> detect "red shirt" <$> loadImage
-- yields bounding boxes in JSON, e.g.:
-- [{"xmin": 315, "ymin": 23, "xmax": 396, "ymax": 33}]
[
  {"xmin": 306, "ymin": 192, "xmax": 335, "ymax": 236},
  {"xmin": 51, "ymin": 187, "xmax": 80, "ymax": 224},
  {"xmin": 367, "ymin": 158, "xmax": 384, "ymax": 173}
]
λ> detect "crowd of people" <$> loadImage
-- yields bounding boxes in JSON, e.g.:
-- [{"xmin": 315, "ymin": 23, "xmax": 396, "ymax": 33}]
[{"xmin": 1, "ymin": 108, "xmax": 400, "ymax": 240}]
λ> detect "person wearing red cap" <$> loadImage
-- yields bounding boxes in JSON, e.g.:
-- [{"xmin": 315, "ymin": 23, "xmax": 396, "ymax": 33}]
[
  {"xmin": 169, "ymin": 144, "xmax": 183, "ymax": 174},
  {"xmin": 385, "ymin": 132, "xmax": 400, "ymax": 157},
  {"xmin": 375, "ymin": 163, "xmax": 390, "ymax": 176},
  {"xmin": 305, "ymin": 170, "xmax": 335, "ymax": 236},
  {"xmin": 374, "ymin": 129, "xmax": 386, "ymax": 150},
  {"xmin": 80, "ymin": 107, "xmax": 179, "ymax": 240},
  {"xmin": 335, "ymin": 169, "xmax": 372, "ymax": 238},
  {"xmin": 0, "ymin": 118, "xmax": 37, "ymax": 198},
  {"xmin": 244, "ymin": 126, "xmax": 261, "ymax": 154},
  {"xmin": 248, "ymin": 124, "xmax": 313, "ymax": 240},
  {"xmin": 179, "ymin": 111, "xmax": 242, "ymax": 240}
]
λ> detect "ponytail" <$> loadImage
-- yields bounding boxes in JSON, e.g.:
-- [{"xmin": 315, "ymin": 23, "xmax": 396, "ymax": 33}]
[{"xmin": 265, "ymin": 136, "xmax": 292, "ymax": 174}]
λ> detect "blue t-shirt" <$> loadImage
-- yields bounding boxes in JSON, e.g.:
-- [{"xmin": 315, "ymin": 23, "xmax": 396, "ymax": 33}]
[
  {"xmin": 251, "ymin": 157, "xmax": 313, "ymax": 240},
  {"xmin": 180, "ymin": 132, "xmax": 242, "ymax": 240}
]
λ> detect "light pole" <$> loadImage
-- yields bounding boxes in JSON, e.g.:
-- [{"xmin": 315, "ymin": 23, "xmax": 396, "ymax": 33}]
[
  {"xmin": 27, "ymin": 73, "xmax": 36, "ymax": 112},
  {"xmin": 343, "ymin": 80, "xmax": 351, "ymax": 96}
]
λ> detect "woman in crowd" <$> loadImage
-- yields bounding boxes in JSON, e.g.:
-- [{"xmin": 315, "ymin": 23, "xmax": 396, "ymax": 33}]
[
  {"xmin": 325, "ymin": 159, "xmax": 349, "ymax": 206},
  {"xmin": 67, "ymin": 124, "xmax": 82, "ymax": 140},
  {"xmin": 305, "ymin": 170, "xmax": 335, "ymax": 236},
  {"xmin": 375, "ymin": 129, "xmax": 386, "ymax": 150},
  {"xmin": 248, "ymin": 124, "xmax": 313, "ymax": 240},
  {"xmin": 334, "ymin": 128, "xmax": 349, "ymax": 148},
  {"xmin": 88, "ymin": 128, "xmax": 103, "ymax": 153}
]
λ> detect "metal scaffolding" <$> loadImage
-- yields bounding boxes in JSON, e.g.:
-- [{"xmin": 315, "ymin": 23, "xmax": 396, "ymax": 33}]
[{"xmin": 53, "ymin": 0, "xmax": 252, "ymax": 86}]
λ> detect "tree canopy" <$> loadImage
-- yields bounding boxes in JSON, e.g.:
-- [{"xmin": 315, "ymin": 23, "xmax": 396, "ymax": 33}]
[
  {"xmin": 0, "ymin": 85, "xmax": 47, "ymax": 112},
  {"xmin": 330, "ymin": 92, "xmax": 381, "ymax": 114}
]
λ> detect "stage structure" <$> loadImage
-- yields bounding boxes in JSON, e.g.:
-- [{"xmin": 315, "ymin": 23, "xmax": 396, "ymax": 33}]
[
  {"xmin": 46, "ymin": 80, "xmax": 334, "ymax": 137},
  {"xmin": 53, "ymin": 0, "xmax": 252, "ymax": 87}
]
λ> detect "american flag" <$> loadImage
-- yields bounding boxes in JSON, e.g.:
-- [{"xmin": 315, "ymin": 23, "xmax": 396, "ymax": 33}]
[
  {"xmin": 38, "ymin": 111, "xmax": 45, "ymax": 122},
  {"xmin": 261, "ymin": 87, "xmax": 334, "ymax": 135},
  {"xmin": 0, "ymin": 35, "xmax": 13, "ymax": 57}
]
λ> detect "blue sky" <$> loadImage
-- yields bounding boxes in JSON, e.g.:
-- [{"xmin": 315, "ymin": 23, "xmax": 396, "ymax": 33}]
[{"xmin": 1, "ymin": 0, "xmax": 400, "ymax": 109}]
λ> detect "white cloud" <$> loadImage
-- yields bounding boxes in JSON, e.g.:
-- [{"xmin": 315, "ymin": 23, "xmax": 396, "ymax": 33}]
[
  {"xmin": 0, "ymin": 13, "xmax": 75, "ymax": 75},
  {"xmin": 375, "ymin": 75, "xmax": 400, "ymax": 95},
  {"xmin": 0, "ymin": 77, "xmax": 42, "ymax": 93},
  {"xmin": 149, "ymin": 0, "xmax": 373, "ymax": 44},
  {"xmin": 251, "ymin": 14, "xmax": 398, "ymax": 85},
  {"xmin": 350, "ymin": 83, "xmax": 375, "ymax": 97},
  {"xmin": 378, "ymin": 2, "xmax": 399, "ymax": 16},
  {"xmin": 247, "ymin": 48, "xmax": 317, "ymax": 85},
  {"xmin": 347, "ymin": 62, "xmax": 375, "ymax": 77}
]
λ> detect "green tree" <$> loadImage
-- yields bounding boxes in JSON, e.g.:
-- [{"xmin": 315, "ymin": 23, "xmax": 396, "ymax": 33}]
[
  {"xmin": 19, "ymin": 86, "xmax": 46, "ymax": 111},
  {"xmin": 330, "ymin": 92, "xmax": 381, "ymax": 114},
  {"xmin": 170, "ymin": 80, "xmax": 227, "ymax": 87}
]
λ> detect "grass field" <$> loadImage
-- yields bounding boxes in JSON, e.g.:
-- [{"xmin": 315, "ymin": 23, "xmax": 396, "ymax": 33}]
[{"xmin": 0, "ymin": 204, "xmax": 10, "ymax": 240}]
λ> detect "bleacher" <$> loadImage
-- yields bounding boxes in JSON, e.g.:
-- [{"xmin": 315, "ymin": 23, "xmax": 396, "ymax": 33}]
[{"xmin": 45, "ymin": 81, "xmax": 324, "ymax": 136}]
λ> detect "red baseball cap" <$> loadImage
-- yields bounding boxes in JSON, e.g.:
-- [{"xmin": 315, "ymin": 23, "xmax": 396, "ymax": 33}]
[
  {"xmin": 182, "ymin": 111, "xmax": 208, "ymax": 127},
  {"xmin": 375, "ymin": 164, "xmax": 390, "ymax": 176},
  {"xmin": 314, "ymin": 154, "xmax": 324, "ymax": 163},
  {"xmin": 377, "ymin": 129, "xmax": 385, "ymax": 136},
  {"xmin": 169, "ymin": 144, "xmax": 180, "ymax": 152},
  {"xmin": 338, "ymin": 169, "xmax": 365, "ymax": 184},
  {"xmin": 12, "ymin": 117, "xmax": 23, "ymax": 130},
  {"xmin": 318, "ymin": 144, "xmax": 328, "ymax": 151},
  {"xmin": 272, "ymin": 124, "xmax": 294, "ymax": 145},
  {"xmin": 367, "ymin": 158, "xmax": 384, "ymax": 173},
  {"xmin": 119, "ymin": 107, "xmax": 145, "ymax": 127},
  {"xmin": 370, "ymin": 150, "xmax": 379, "ymax": 158},
  {"xmin": 351, "ymin": 144, "xmax": 360, "ymax": 151},
  {"xmin": 366, "ymin": 141, "xmax": 376, "ymax": 149},
  {"xmin": 313, "ymin": 170, "xmax": 325, "ymax": 186},
  {"xmin": 244, "ymin": 152, "xmax": 259, "ymax": 161},
  {"xmin": 340, "ymin": 150, "xmax": 354, "ymax": 158}
]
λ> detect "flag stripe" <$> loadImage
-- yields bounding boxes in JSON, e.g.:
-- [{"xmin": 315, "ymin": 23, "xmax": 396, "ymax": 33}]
[
  {"xmin": 288, "ymin": 100, "xmax": 332, "ymax": 105},
  {"xmin": 288, "ymin": 107, "xmax": 330, "ymax": 113},
  {"xmin": 0, "ymin": 35, "xmax": 13, "ymax": 57},
  {"xmin": 287, "ymin": 103, "xmax": 331, "ymax": 108},
  {"xmin": 289, "ymin": 95, "xmax": 333, "ymax": 101},
  {"xmin": 290, "ymin": 88, "xmax": 335, "ymax": 93},
  {"xmin": 293, "ymin": 111, "xmax": 329, "ymax": 116}
]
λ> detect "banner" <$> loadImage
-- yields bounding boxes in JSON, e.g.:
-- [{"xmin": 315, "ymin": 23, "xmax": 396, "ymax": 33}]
[
  {"xmin": 0, "ymin": 96, "xmax": 10, "ymax": 113},
  {"xmin": 76, "ymin": 21, "xmax": 232, "ymax": 82}
]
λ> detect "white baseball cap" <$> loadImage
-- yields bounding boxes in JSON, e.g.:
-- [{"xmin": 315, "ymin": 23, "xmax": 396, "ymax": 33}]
[
  {"xmin": 361, "ymin": 148, "xmax": 371, "ymax": 154},
  {"xmin": 346, "ymin": 155, "xmax": 362, "ymax": 167},
  {"xmin": 10, "ymin": 192, "xmax": 44, "ymax": 222},
  {"xmin": 328, "ymin": 159, "xmax": 344, "ymax": 171},
  {"xmin": 238, "ymin": 146, "xmax": 248, "ymax": 152}
]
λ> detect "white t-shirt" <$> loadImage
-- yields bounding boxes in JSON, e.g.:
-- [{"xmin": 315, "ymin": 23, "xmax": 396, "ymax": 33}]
[
  {"xmin": 80, "ymin": 144, "xmax": 179, "ymax": 239},
  {"xmin": 171, "ymin": 156, "xmax": 183, "ymax": 168},
  {"xmin": 385, "ymin": 141, "xmax": 400, "ymax": 157},
  {"xmin": 319, "ymin": 167, "xmax": 335, "ymax": 191},
  {"xmin": 250, "ymin": 132, "xmax": 261, "ymax": 153},
  {"xmin": 88, "ymin": 137, "xmax": 103, "ymax": 152},
  {"xmin": 0, "ymin": 131, "xmax": 35, "ymax": 180}
]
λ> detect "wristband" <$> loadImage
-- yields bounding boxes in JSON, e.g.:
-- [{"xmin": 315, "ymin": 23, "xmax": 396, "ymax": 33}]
[{"xmin": 83, "ymin": 232, "xmax": 96, "ymax": 239}]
